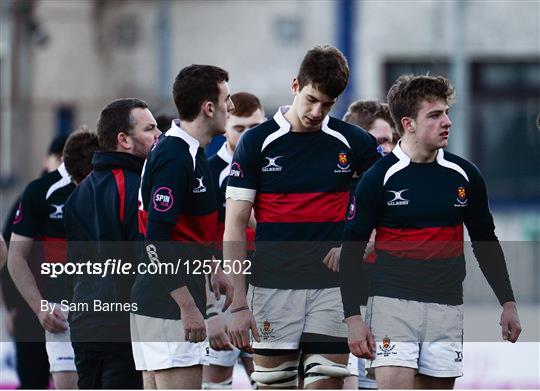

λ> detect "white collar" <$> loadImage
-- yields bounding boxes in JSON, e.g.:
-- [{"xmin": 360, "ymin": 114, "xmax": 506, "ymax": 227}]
[{"xmin": 216, "ymin": 141, "xmax": 233, "ymax": 164}]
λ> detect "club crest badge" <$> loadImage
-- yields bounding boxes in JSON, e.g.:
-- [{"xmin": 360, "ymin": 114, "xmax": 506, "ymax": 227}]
[{"xmin": 335, "ymin": 152, "xmax": 351, "ymax": 173}]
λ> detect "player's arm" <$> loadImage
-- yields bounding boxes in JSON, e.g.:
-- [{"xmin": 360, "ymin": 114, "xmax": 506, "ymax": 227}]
[
  {"xmin": 339, "ymin": 172, "xmax": 380, "ymax": 358},
  {"xmin": 464, "ymin": 165, "xmax": 521, "ymax": 343},
  {"xmin": 223, "ymin": 198, "xmax": 260, "ymax": 351},
  {"xmin": 8, "ymin": 233, "xmax": 67, "ymax": 333}
]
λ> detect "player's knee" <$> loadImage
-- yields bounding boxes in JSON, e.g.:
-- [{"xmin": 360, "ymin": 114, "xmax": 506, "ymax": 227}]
[
  {"xmin": 303, "ymin": 355, "xmax": 350, "ymax": 386},
  {"xmin": 251, "ymin": 360, "xmax": 299, "ymax": 388},
  {"xmin": 202, "ymin": 376, "xmax": 233, "ymax": 389}
]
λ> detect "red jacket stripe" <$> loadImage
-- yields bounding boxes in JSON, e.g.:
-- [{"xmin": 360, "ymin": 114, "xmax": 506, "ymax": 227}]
[{"xmin": 111, "ymin": 169, "xmax": 126, "ymax": 224}]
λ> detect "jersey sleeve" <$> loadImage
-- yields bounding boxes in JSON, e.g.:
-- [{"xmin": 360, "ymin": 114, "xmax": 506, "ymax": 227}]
[
  {"xmin": 144, "ymin": 157, "xmax": 191, "ymax": 292},
  {"xmin": 464, "ymin": 164, "xmax": 515, "ymax": 305},
  {"xmin": 340, "ymin": 170, "xmax": 382, "ymax": 317},
  {"xmin": 345, "ymin": 170, "xmax": 381, "ymax": 237},
  {"xmin": 352, "ymin": 130, "xmax": 381, "ymax": 176},
  {"xmin": 146, "ymin": 156, "xmax": 190, "ymax": 226},
  {"xmin": 226, "ymin": 133, "xmax": 260, "ymax": 202},
  {"xmin": 11, "ymin": 182, "xmax": 42, "ymax": 238}
]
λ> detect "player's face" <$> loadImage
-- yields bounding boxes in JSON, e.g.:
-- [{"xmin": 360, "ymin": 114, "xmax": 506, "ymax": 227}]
[
  {"xmin": 128, "ymin": 108, "xmax": 160, "ymax": 158},
  {"xmin": 368, "ymin": 118, "xmax": 394, "ymax": 155},
  {"xmin": 291, "ymin": 81, "xmax": 336, "ymax": 130},
  {"xmin": 411, "ymin": 99, "xmax": 452, "ymax": 150},
  {"xmin": 212, "ymin": 81, "xmax": 235, "ymax": 136},
  {"xmin": 225, "ymin": 108, "xmax": 265, "ymax": 152}
]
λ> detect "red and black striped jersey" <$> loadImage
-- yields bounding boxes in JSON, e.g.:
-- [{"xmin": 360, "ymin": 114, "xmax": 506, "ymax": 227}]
[
  {"xmin": 11, "ymin": 164, "xmax": 74, "ymax": 302},
  {"xmin": 342, "ymin": 142, "xmax": 514, "ymax": 310},
  {"xmin": 226, "ymin": 107, "xmax": 379, "ymax": 289},
  {"xmin": 134, "ymin": 121, "xmax": 217, "ymax": 319}
]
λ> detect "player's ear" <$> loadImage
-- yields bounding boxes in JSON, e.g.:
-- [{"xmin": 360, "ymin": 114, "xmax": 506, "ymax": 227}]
[
  {"xmin": 291, "ymin": 78, "xmax": 300, "ymax": 95},
  {"xmin": 402, "ymin": 117, "xmax": 415, "ymax": 133},
  {"xmin": 117, "ymin": 131, "xmax": 130, "ymax": 150},
  {"xmin": 202, "ymin": 100, "xmax": 214, "ymax": 118}
]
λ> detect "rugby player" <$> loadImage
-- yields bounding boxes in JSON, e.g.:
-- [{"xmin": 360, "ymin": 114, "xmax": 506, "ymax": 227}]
[
  {"xmin": 131, "ymin": 65, "xmax": 234, "ymax": 389},
  {"xmin": 224, "ymin": 46, "xmax": 379, "ymax": 389},
  {"xmin": 341, "ymin": 100, "xmax": 397, "ymax": 390},
  {"xmin": 7, "ymin": 129, "xmax": 98, "ymax": 389},
  {"xmin": 340, "ymin": 74, "xmax": 522, "ymax": 389},
  {"xmin": 205, "ymin": 92, "xmax": 265, "ymax": 389},
  {"xmin": 63, "ymin": 99, "xmax": 159, "ymax": 389},
  {"xmin": 1, "ymin": 134, "xmax": 69, "ymax": 389}
]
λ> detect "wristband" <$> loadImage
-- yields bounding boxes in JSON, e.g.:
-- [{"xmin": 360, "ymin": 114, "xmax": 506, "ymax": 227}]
[{"xmin": 230, "ymin": 306, "xmax": 250, "ymax": 314}]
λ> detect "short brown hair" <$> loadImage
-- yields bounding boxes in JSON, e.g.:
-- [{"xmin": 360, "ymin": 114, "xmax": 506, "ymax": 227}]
[
  {"xmin": 297, "ymin": 45, "xmax": 349, "ymax": 99},
  {"xmin": 63, "ymin": 127, "xmax": 99, "ymax": 184},
  {"xmin": 231, "ymin": 92, "xmax": 262, "ymax": 117},
  {"xmin": 387, "ymin": 74, "xmax": 455, "ymax": 134},
  {"xmin": 97, "ymin": 98, "xmax": 149, "ymax": 152},
  {"xmin": 343, "ymin": 100, "xmax": 395, "ymax": 131},
  {"xmin": 173, "ymin": 65, "xmax": 229, "ymax": 121}
]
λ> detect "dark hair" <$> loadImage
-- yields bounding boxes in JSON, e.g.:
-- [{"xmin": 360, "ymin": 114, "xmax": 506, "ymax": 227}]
[
  {"xmin": 297, "ymin": 45, "xmax": 349, "ymax": 99},
  {"xmin": 343, "ymin": 100, "xmax": 395, "ymax": 130},
  {"xmin": 172, "ymin": 65, "xmax": 229, "ymax": 121},
  {"xmin": 47, "ymin": 134, "xmax": 69, "ymax": 157},
  {"xmin": 155, "ymin": 113, "xmax": 174, "ymax": 133},
  {"xmin": 96, "ymin": 98, "xmax": 148, "ymax": 152},
  {"xmin": 387, "ymin": 75, "xmax": 455, "ymax": 134},
  {"xmin": 231, "ymin": 92, "xmax": 262, "ymax": 117},
  {"xmin": 63, "ymin": 127, "xmax": 99, "ymax": 184}
]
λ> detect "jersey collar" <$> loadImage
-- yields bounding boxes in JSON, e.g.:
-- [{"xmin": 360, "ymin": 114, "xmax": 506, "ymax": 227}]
[
  {"xmin": 57, "ymin": 162, "xmax": 71, "ymax": 180},
  {"xmin": 166, "ymin": 119, "xmax": 200, "ymax": 171},
  {"xmin": 216, "ymin": 141, "xmax": 233, "ymax": 164}
]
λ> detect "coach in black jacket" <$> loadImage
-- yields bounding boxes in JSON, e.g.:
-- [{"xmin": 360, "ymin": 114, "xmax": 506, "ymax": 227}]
[{"xmin": 64, "ymin": 98, "xmax": 160, "ymax": 389}]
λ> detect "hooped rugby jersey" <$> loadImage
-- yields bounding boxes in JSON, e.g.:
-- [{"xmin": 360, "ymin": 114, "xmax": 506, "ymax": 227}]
[
  {"xmin": 208, "ymin": 141, "xmax": 255, "ymax": 252},
  {"xmin": 226, "ymin": 107, "xmax": 379, "ymax": 289},
  {"xmin": 133, "ymin": 120, "xmax": 217, "ymax": 319},
  {"xmin": 11, "ymin": 163, "xmax": 75, "ymax": 302},
  {"xmin": 344, "ymin": 142, "xmax": 515, "ymax": 306}
]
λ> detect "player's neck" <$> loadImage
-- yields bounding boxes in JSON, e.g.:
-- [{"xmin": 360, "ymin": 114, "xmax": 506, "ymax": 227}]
[
  {"xmin": 283, "ymin": 106, "xmax": 316, "ymax": 133},
  {"xmin": 400, "ymin": 137, "xmax": 438, "ymax": 163},
  {"xmin": 178, "ymin": 119, "xmax": 212, "ymax": 148}
]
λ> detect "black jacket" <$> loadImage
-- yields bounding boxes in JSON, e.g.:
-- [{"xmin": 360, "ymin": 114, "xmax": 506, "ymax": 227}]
[{"xmin": 64, "ymin": 152, "xmax": 144, "ymax": 343}]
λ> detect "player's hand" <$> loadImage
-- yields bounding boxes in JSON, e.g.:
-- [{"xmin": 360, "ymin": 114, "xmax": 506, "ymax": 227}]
[
  {"xmin": 207, "ymin": 314, "xmax": 234, "ymax": 351},
  {"xmin": 181, "ymin": 305, "xmax": 207, "ymax": 343},
  {"xmin": 345, "ymin": 315, "xmax": 375, "ymax": 359},
  {"xmin": 227, "ymin": 309, "xmax": 260, "ymax": 353},
  {"xmin": 363, "ymin": 241, "xmax": 375, "ymax": 259},
  {"xmin": 500, "ymin": 301, "xmax": 522, "ymax": 343},
  {"xmin": 210, "ymin": 268, "xmax": 234, "ymax": 312},
  {"xmin": 322, "ymin": 246, "xmax": 341, "ymax": 272},
  {"xmin": 37, "ymin": 307, "xmax": 68, "ymax": 333}
]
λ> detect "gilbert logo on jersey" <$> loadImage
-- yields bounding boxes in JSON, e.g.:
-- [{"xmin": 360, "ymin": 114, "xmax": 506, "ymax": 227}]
[
  {"xmin": 262, "ymin": 156, "xmax": 283, "ymax": 172},
  {"xmin": 49, "ymin": 204, "xmax": 64, "ymax": 219},
  {"xmin": 193, "ymin": 177, "xmax": 207, "ymax": 194},
  {"xmin": 387, "ymin": 189, "xmax": 409, "ymax": 206}
]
